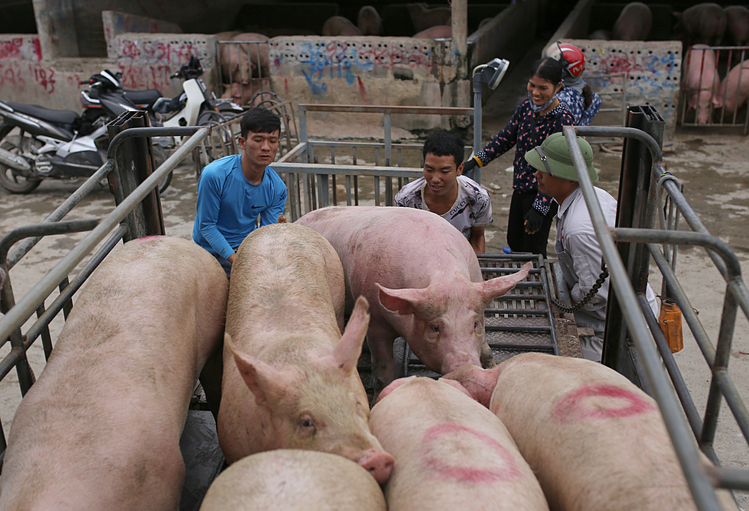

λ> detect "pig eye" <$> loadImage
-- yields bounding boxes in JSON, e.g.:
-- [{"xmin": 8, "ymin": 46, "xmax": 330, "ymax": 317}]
[
  {"xmin": 299, "ymin": 414, "xmax": 316, "ymax": 431},
  {"xmin": 474, "ymin": 321, "xmax": 480, "ymax": 331},
  {"xmin": 431, "ymin": 325, "xmax": 440, "ymax": 333}
]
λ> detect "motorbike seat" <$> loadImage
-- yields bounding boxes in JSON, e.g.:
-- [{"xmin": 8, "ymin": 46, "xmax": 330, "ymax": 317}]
[
  {"xmin": 123, "ymin": 89, "xmax": 162, "ymax": 108},
  {"xmin": 5, "ymin": 101, "xmax": 80, "ymax": 126}
]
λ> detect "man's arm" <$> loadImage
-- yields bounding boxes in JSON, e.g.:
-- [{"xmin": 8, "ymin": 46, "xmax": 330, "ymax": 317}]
[
  {"xmin": 194, "ymin": 169, "xmax": 235, "ymax": 260},
  {"xmin": 258, "ymin": 175, "xmax": 288, "ymax": 227},
  {"xmin": 469, "ymin": 226, "xmax": 486, "ymax": 254}
]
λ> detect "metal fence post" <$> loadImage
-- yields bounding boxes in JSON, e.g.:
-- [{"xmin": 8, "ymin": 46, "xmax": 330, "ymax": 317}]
[
  {"xmin": 106, "ymin": 111, "xmax": 165, "ymax": 241},
  {"xmin": 602, "ymin": 106, "xmax": 664, "ymax": 387}
]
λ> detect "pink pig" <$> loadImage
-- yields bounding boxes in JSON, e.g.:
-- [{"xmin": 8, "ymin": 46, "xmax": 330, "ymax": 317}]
[
  {"xmin": 296, "ymin": 206, "xmax": 531, "ymax": 395},
  {"xmin": 685, "ymin": 46, "xmax": 722, "ymax": 124},
  {"xmin": 444, "ymin": 353, "xmax": 739, "ymax": 511},
  {"xmin": 217, "ymin": 223, "xmax": 394, "ymax": 483},
  {"xmin": 369, "ymin": 377, "xmax": 549, "ymax": 510},
  {"xmin": 717, "ymin": 60, "xmax": 749, "ymax": 116},
  {"xmin": 0, "ymin": 236, "xmax": 229, "ymax": 511}
]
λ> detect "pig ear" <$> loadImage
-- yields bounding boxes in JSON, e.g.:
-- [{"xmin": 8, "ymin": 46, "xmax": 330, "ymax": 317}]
[
  {"xmin": 377, "ymin": 284, "xmax": 425, "ymax": 315},
  {"xmin": 479, "ymin": 262, "xmax": 532, "ymax": 303},
  {"xmin": 334, "ymin": 296, "xmax": 371, "ymax": 373},
  {"xmin": 225, "ymin": 333, "xmax": 293, "ymax": 408}
]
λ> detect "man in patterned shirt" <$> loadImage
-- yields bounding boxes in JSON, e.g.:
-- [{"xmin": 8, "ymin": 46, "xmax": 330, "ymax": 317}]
[{"xmin": 395, "ymin": 132, "xmax": 492, "ymax": 253}]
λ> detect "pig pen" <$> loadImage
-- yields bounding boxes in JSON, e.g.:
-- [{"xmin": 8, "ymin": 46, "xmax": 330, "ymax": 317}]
[{"xmin": 1, "ymin": 105, "xmax": 749, "ymax": 510}]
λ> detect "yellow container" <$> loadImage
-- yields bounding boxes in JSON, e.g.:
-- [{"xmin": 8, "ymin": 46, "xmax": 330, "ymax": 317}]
[{"xmin": 659, "ymin": 297, "xmax": 684, "ymax": 353}]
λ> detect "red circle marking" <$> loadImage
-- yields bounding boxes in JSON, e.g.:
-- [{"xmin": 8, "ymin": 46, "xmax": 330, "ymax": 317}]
[
  {"xmin": 553, "ymin": 384, "xmax": 656, "ymax": 424},
  {"xmin": 421, "ymin": 423, "xmax": 520, "ymax": 483}
]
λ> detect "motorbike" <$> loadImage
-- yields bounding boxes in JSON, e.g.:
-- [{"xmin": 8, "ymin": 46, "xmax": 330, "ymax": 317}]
[
  {"xmin": 0, "ymin": 70, "xmax": 170, "ymax": 194},
  {"xmin": 0, "ymin": 57, "xmax": 242, "ymax": 194}
]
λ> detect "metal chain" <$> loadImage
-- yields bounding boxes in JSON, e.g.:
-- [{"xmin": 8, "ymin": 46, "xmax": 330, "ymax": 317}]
[{"xmin": 551, "ymin": 260, "xmax": 609, "ymax": 313}]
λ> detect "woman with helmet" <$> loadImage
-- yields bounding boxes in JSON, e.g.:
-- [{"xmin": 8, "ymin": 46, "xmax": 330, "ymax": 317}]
[
  {"xmin": 463, "ymin": 57, "xmax": 573, "ymax": 257},
  {"xmin": 546, "ymin": 42, "xmax": 602, "ymax": 126}
]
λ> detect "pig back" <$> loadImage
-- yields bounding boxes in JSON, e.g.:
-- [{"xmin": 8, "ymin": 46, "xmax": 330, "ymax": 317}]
[
  {"xmin": 370, "ymin": 377, "xmax": 549, "ymax": 511},
  {"xmin": 226, "ymin": 223, "xmax": 345, "ymax": 351},
  {"xmin": 199, "ymin": 449, "xmax": 387, "ymax": 510},
  {"xmin": 296, "ymin": 206, "xmax": 482, "ymax": 298},
  {"xmin": 489, "ymin": 353, "xmax": 736, "ymax": 511},
  {"xmin": 0, "ymin": 236, "xmax": 229, "ymax": 511}
]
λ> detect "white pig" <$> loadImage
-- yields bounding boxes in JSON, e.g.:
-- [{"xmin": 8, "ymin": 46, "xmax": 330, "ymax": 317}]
[
  {"xmin": 369, "ymin": 377, "xmax": 549, "ymax": 511},
  {"xmin": 407, "ymin": 2, "xmax": 451, "ymax": 33},
  {"xmin": 322, "ymin": 16, "xmax": 363, "ymax": 36},
  {"xmin": 444, "ymin": 354, "xmax": 739, "ymax": 511},
  {"xmin": 217, "ymin": 223, "xmax": 394, "ymax": 483},
  {"xmin": 296, "ymin": 206, "xmax": 531, "ymax": 395},
  {"xmin": 717, "ymin": 60, "xmax": 749, "ymax": 116},
  {"xmin": 199, "ymin": 449, "xmax": 387, "ymax": 511},
  {"xmin": 358, "ymin": 6, "xmax": 382, "ymax": 36},
  {"xmin": 0, "ymin": 236, "xmax": 229, "ymax": 511},
  {"xmin": 685, "ymin": 46, "xmax": 722, "ymax": 124}
]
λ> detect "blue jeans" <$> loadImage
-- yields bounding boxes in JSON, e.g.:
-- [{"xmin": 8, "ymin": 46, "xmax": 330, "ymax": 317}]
[{"xmin": 214, "ymin": 253, "xmax": 232, "ymax": 280}]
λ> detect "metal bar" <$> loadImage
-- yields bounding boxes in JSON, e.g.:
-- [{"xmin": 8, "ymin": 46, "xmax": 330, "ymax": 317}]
[
  {"xmin": 0, "ymin": 219, "xmax": 103, "ymax": 265},
  {"xmin": 0, "ymin": 129, "xmax": 208, "ymax": 344},
  {"xmin": 562, "ymin": 125, "xmax": 724, "ymax": 511},
  {"xmin": 6, "ymin": 159, "xmax": 114, "ymax": 269},
  {"xmin": 299, "ymin": 104, "xmax": 474, "ymax": 116},
  {"xmin": 485, "ymin": 325, "xmax": 551, "ymax": 333}
]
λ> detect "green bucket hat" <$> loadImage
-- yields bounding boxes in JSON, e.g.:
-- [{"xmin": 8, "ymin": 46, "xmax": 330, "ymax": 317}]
[{"xmin": 524, "ymin": 132, "xmax": 598, "ymax": 183}]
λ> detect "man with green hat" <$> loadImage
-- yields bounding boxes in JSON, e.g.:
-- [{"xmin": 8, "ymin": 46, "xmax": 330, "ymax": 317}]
[{"xmin": 525, "ymin": 132, "xmax": 657, "ymax": 362}]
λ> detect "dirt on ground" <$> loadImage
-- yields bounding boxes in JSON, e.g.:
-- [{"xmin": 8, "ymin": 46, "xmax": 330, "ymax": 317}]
[{"xmin": 0, "ymin": 40, "xmax": 748, "ymax": 506}]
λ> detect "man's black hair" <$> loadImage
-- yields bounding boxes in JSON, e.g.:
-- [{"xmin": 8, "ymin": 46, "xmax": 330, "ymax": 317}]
[
  {"xmin": 240, "ymin": 108, "xmax": 281, "ymax": 139},
  {"xmin": 422, "ymin": 131, "xmax": 465, "ymax": 167}
]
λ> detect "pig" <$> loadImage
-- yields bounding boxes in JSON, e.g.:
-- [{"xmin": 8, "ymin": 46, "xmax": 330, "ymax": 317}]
[
  {"xmin": 218, "ymin": 32, "xmax": 269, "ymax": 85},
  {"xmin": 674, "ymin": 3, "xmax": 727, "ymax": 47},
  {"xmin": 407, "ymin": 2, "xmax": 452, "ymax": 33},
  {"xmin": 369, "ymin": 377, "xmax": 549, "ymax": 511},
  {"xmin": 724, "ymin": 6, "xmax": 749, "ymax": 47},
  {"xmin": 216, "ymin": 223, "xmax": 394, "ymax": 484},
  {"xmin": 295, "ymin": 206, "xmax": 532, "ymax": 396},
  {"xmin": 685, "ymin": 46, "xmax": 723, "ymax": 124},
  {"xmin": 358, "ymin": 6, "xmax": 382, "ymax": 36},
  {"xmin": 0, "ymin": 236, "xmax": 229, "ymax": 511},
  {"xmin": 612, "ymin": 2, "xmax": 652, "ymax": 41},
  {"xmin": 444, "ymin": 353, "xmax": 739, "ymax": 511},
  {"xmin": 717, "ymin": 60, "xmax": 749, "ymax": 115},
  {"xmin": 322, "ymin": 16, "xmax": 363, "ymax": 36},
  {"xmin": 199, "ymin": 449, "xmax": 387, "ymax": 511},
  {"xmin": 413, "ymin": 25, "xmax": 452, "ymax": 39}
]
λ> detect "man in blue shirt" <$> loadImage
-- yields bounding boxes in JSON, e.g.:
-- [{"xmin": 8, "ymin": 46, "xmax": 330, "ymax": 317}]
[{"xmin": 193, "ymin": 108, "xmax": 287, "ymax": 277}]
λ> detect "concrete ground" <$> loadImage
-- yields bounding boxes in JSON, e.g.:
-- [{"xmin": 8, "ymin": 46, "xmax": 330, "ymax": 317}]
[{"xmin": 0, "ymin": 41, "xmax": 748, "ymax": 506}]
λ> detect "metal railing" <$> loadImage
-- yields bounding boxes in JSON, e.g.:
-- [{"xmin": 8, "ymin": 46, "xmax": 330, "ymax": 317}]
[
  {"xmin": 566, "ymin": 121, "xmax": 749, "ymax": 510},
  {"xmin": 275, "ymin": 104, "xmax": 476, "ymax": 220},
  {"xmin": 679, "ymin": 46, "xmax": 749, "ymax": 134}
]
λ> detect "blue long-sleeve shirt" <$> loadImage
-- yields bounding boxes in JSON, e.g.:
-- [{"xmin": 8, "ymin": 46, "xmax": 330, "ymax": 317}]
[
  {"xmin": 192, "ymin": 154, "xmax": 287, "ymax": 260},
  {"xmin": 474, "ymin": 99, "xmax": 573, "ymax": 215}
]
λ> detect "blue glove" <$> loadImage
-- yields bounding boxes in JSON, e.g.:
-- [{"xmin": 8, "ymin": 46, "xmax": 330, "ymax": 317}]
[{"xmin": 524, "ymin": 208, "xmax": 545, "ymax": 234}]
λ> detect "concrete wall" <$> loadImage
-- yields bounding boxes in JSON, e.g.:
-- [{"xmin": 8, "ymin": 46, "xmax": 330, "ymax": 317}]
[{"xmin": 102, "ymin": 10, "xmax": 182, "ymax": 59}]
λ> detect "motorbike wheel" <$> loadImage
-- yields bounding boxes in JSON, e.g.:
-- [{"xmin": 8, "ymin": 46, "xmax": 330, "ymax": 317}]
[
  {"xmin": 196, "ymin": 111, "xmax": 230, "ymax": 177},
  {"xmin": 0, "ymin": 137, "xmax": 42, "ymax": 194},
  {"xmin": 152, "ymin": 145, "xmax": 172, "ymax": 194}
]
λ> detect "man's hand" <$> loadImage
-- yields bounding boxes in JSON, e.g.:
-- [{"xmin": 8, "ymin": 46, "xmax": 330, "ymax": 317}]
[
  {"xmin": 227, "ymin": 253, "xmax": 236, "ymax": 264},
  {"xmin": 524, "ymin": 208, "xmax": 545, "ymax": 235},
  {"xmin": 277, "ymin": 214, "xmax": 287, "ymax": 223}
]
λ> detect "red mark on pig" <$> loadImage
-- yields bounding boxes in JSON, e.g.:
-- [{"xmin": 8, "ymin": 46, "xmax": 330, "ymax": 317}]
[
  {"xmin": 553, "ymin": 385, "xmax": 656, "ymax": 424},
  {"xmin": 421, "ymin": 424, "xmax": 520, "ymax": 483}
]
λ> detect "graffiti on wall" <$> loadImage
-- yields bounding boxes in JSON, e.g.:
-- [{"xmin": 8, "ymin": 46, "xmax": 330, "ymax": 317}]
[
  {"xmin": 102, "ymin": 10, "xmax": 183, "ymax": 59},
  {"xmin": 116, "ymin": 37, "xmax": 210, "ymax": 93},
  {"xmin": 0, "ymin": 37, "xmax": 42, "ymax": 62},
  {"xmin": 0, "ymin": 62, "xmax": 60, "ymax": 94},
  {"xmin": 270, "ymin": 38, "xmax": 444, "ymax": 95},
  {"xmin": 563, "ymin": 39, "xmax": 682, "ymax": 125}
]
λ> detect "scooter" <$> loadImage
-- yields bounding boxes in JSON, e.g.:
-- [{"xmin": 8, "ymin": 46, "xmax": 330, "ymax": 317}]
[{"xmin": 0, "ymin": 71, "xmax": 157, "ymax": 194}]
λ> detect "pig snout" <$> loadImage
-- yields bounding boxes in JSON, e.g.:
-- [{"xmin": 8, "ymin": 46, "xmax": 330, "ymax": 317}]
[{"xmin": 358, "ymin": 448, "xmax": 394, "ymax": 484}]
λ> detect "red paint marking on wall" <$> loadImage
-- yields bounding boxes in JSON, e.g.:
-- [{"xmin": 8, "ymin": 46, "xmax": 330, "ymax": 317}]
[
  {"xmin": 421, "ymin": 423, "xmax": 520, "ymax": 483},
  {"xmin": 553, "ymin": 384, "xmax": 656, "ymax": 424},
  {"xmin": 357, "ymin": 76, "xmax": 369, "ymax": 103}
]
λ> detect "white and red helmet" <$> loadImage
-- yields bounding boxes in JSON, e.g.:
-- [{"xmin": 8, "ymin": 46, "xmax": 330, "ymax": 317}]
[{"xmin": 545, "ymin": 42, "xmax": 586, "ymax": 77}]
